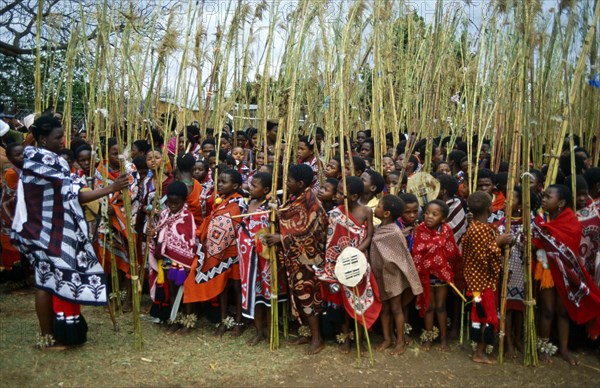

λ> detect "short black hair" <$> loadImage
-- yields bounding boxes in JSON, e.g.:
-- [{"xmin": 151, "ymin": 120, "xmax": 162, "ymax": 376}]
[
  {"xmin": 31, "ymin": 116, "xmax": 62, "ymax": 140},
  {"xmin": 399, "ymin": 192, "xmax": 418, "ymax": 205},
  {"xmin": 364, "ymin": 169, "xmax": 385, "ymax": 194},
  {"xmin": 167, "ymin": 181, "xmax": 189, "ymax": 200},
  {"xmin": 447, "ymin": 150, "xmax": 466, "ymax": 166},
  {"xmin": 380, "ymin": 194, "xmax": 405, "ymax": 219},
  {"xmin": 289, "ymin": 163, "xmax": 314, "ymax": 188},
  {"xmin": 513, "ymin": 185, "xmax": 540, "ymax": 210},
  {"xmin": 546, "ymin": 184, "xmax": 573, "ymax": 208},
  {"xmin": 530, "ymin": 169, "xmax": 544, "ymax": 185},
  {"xmin": 477, "ymin": 168, "xmax": 497, "ymax": 184},
  {"xmin": 149, "ymin": 128, "xmax": 164, "ymax": 147},
  {"xmin": 177, "ymin": 152, "xmax": 196, "ymax": 173},
  {"xmin": 202, "ymin": 138, "xmax": 215, "ymax": 147},
  {"xmin": 298, "ymin": 135, "xmax": 315, "ymax": 151},
  {"xmin": 5, "ymin": 142, "xmax": 23, "ymax": 158},
  {"xmin": 325, "ymin": 177, "xmax": 339, "ymax": 188},
  {"xmin": 316, "ymin": 127, "xmax": 325, "ymax": 137},
  {"xmin": 60, "ymin": 148, "xmax": 74, "ymax": 160},
  {"xmin": 252, "ymin": 172, "xmax": 272, "ymax": 190},
  {"xmin": 74, "ymin": 144, "xmax": 92, "ymax": 160},
  {"xmin": 436, "ymin": 174, "xmax": 459, "ymax": 197},
  {"xmin": 220, "ymin": 168, "xmax": 243, "ymax": 186},
  {"xmin": 101, "ymin": 137, "xmax": 119, "ymax": 157},
  {"xmin": 559, "ymin": 153, "xmax": 585, "ymax": 176},
  {"xmin": 133, "ymin": 139, "xmax": 150, "ymax": 154},
  {"xmin": 345, "ymin": 176, "xmax": 365, "ymax": 196},
  {"xmin": 584, "ymin": 167, "xmax": 600, "ymax": 191},
  {"xmin": 352, "ymin": 156, "xmax": 366, "ymax": 175},
  {"xmin": 424, "ymin": 199, "xmax": 449, "ymax": 218},
  {"xmin": 565, "ymin": 174, "xmax": 588, "ymax": 191},
  {"xmin": 266, "ymin": 120, "xmax": 278, "ymax": 132},
  {"xmin": 467, "ymin": 191, "xmax": 492, "ymax": 215},
  {"xmin": 133, "ymin": 155, "xmax": 148, "ymax": 171}
]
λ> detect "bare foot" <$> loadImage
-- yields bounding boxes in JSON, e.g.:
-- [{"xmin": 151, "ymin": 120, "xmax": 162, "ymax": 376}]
[
  {"xmin": 422, "ymin": 341, "xmax": 432, "ymax": 351},
  {"xmin": 473, "ymin": 353, "xmax": 496, "ymax": 364},
  {"xmin": 177, "ymin": 327, "xmax": 193, "ymax": 336},
  {"xmin": 215, "ymin": 324, "xmax": 228, "ymax": 337},
  {"xmin": 390, "ymin": 342, "xmax": 406, "ymax": 356},
  {"xmin": 377, "ymin": 339, "xmax": 392, "ymax": 351},
  {"xmin": 42, "ymin": 344, "xmax": 68, "ymax": 351},
  {"xmin": 339, "ymin": 340, "xmax": 351, "ymax": 354},
  {"xmin": 231, "ymin": 325, "xmax": 244, "ymax": 337},
  {"xmin": 359, "ymin": 341, "xmax": 370, "ymax": 355},
  {"xmin": 122, "ymin": 302, "xmax": 132, "ymax": 313},
  {"xmin": 559, "ymin": 350, "xmax": 579, "ymax": 366},
  {"xmin": 167, "ymin": 323, "xmax": 181, "ymax": 334},
  {"xmin": 505, "ymin": 345, "xmax": 517, "ymax": 359},
  {"xmin": 439, "ymin": 339, "xmax": 450, "ymax": 352},
  {"xmin": 247, "ymin": 333, "xmax": 265, "ymax": 346},
  {"xmin": 291, "ymin": 336, "xmax": 310, "ymax": 345},
  {"xmin": 539, "ymin": 352, "xmax": 553, "ymax": 364},
  {"xmin": 306, "ymin": 338, "xmax": 325, "ymax": 355}
]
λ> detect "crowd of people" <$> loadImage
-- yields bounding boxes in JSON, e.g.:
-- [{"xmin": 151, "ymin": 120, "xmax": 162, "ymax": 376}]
[{"xmin": 0, "ymin": 111, "xmax": 599, "ymax": 365}]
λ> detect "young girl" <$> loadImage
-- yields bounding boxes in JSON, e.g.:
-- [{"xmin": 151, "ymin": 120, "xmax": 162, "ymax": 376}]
[
  {"xmin": 317, "ymin": 178, "xmax": 338, "ymax": 213},
  {"xmin": 533, "ymin": 184, "xmax": 600, "ymax": 364},
  {"xmin": 325, "ymin": 156, "xmax": 342, "ymax": 180},
  {"xmin": 297, "ymin": 136, "xmax": 320, "ymax": 192},
  {"xmin": 184, "ymin": 169, "xmax": 247, "ymax": 336},
  {"xmin": 411, "ymin": 200, "xmax": 460, "ymax": 350},
  {"xmin": 371, "ymin": 195, "xmax": 423, "ymax": 355},
  {"xmin": 237, "ymin": 172, "xmax": 286, "ymax": 345},
  {"xmin": 74, "ymin": 144, "xmax": 92, "ymax": 177},
  {"xmin": 498, "ymin": 186, "xmax": 531, "ymax": 358},
  {"xmin": 94, "ymin": 138, "xmax": 140, "ymax": 312},
  {"xmin": 148, "ymin": 181, "xmax": 197, "ymax": 332},
  {"xmin": 232, "ymin": 146, "xmax": 250, "ymax": 185},
  {"xmin": 194, "ymin": 159, "xmax": 214, "ymax": 221},
  {"xmin": 1, "ymin": 143, "xmax": 23, "ymax": 271},
  {"xmin": 396, "ymin": 193, "xmax": 420, "ymax": 252},
  {"xmin": 176, "ymin": 152, "xmax": 203, "ymax": 230}
]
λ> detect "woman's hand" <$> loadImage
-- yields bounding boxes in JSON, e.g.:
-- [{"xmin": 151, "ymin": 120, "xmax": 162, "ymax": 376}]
[
  {"xmin": 110, "ymin": 174, "xmax": 130, "ymax": 193},
  {"xmin": 496, "ymin": 233, "xmax": 513, "ymax": 248}
]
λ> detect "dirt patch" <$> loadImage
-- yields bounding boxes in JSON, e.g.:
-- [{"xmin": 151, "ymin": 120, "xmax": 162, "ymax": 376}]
[{"xmin": 1, "ymin": 289, "xmax": 599, "ymax": 387}]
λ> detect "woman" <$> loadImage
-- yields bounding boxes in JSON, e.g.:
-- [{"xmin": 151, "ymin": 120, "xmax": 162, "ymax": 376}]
[{"xmin": 11, "ymin": 116, "xmax": 129, "ymax": 348}]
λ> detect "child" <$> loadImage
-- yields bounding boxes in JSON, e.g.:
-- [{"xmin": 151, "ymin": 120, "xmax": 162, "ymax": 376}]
[
  {"xmin": 184, "ymin": 169, "xmax": 247, "ymax": 336},
  {"xmin": 371, "ymin": 194, "xmax": 423, "ymax": 355},
  {"xmin": 462, "ymin": 192, "xmax": 512, "ymax": 364},
  {"xmin": 434, "ymin": 161, "xmax": 452, "ymax": 176},
  {"xmin": 533, "ymin": 184, "xmax": 600, "ymax": 364},
  {"xmin": 148, "ymin": 181, "xmax": 197, "ymax": 331},
  {"xmin": 237, "ymin": 172, "xmax": 286, "ymax": 346},
  {"xmin": 176, "ymin": 152, "xmax": 203, "ymax": 230},
  {"xmin": 382, "ymin": 156, "xmax": 396, "ymax": 179},
  {"xmin": 59, "ymin": 149, "xmax": 76, "ymax": 173},
  {"xmin": 476, "ymin": 168, "xmax": 505, "ymax": 224},
  {"xmin": 411, "ymin": 200, "xmax": 460, "ymax": 350},
  {"xmin": 201, "ymin": 139, "xmax": 215, "ymax": 161},
  {"xmin": 297, "ymin": 135, "xmax": 320, "ymax": 192},
  {"xmin": 74, "ymin": 144, "xmax": 92, "ymax": 177},
  {"xmin": 193, "ymin": 159, "xmax": 214, "ymax": 219},
  {"xmin": 384, "ymin": 170, "xmax": 400, "ymax": 196},
  {"xmin": 1, "ymin": 143, "xmax": 23, "ymax": 271},
  {"xmin": 396, "ymin": 193, "xmax": 419, "ymax": 252},
  {"xmin": 498, "ymin": 186, "xmax": 532, "ymax": 358},
  {"xmin": 320, "ymin": 176, "xmax": 378, "ymax": 353},
  {"xmin": 232, "ymin": 146, "xmax": 250, "ymax": 184},
  {"xmin": 359, "ymin": 138, "xmax": 375, "ymax": 158},
  {"xmin": 325, "ymin": 156, "xmax": 342, "ymax": 179},
  {"xmin": 360, "ymin": 169, "xmax": 385, "ymax": 226},
  {"xmin": 265, "ymin": 164, "xmax": 328, "ymax": 355},
  {"xmin": 317, "ymin": 178, "xmax": 338, "ymax": 213}
]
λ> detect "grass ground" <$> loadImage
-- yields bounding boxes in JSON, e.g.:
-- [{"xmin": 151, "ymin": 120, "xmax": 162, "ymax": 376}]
[{"xmin": 1, "ymin": 288, "xmax": 599, "ymax": 387}]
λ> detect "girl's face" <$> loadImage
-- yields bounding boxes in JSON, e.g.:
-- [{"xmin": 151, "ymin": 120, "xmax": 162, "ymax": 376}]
[
  {"xmin": 374, "ymin": 200, "xmax": 387, "ymax": 220},
  {"xmin": 217, "ymin": 173, "xmax": 239, "ymax": 196},
  {"xmin": 267, "ymin": 126, "xmax": 278, "ymax": 143},
  {"xmin": 131, "ymin": 145, "xmax": 140, "ymax": 160},
  {"xmin": 360, "ymin": 172, "xmax": 373, "ymax": 194},
  {"xmin": 382, "ymin": 157, "xmax": 395, "ymax": 174},
  {"xmin": 193, "ymin": 162, "xmax": 207, "ymax": 182},
  {"xmin": 202, "ymin": 143, "xmax": 215, "ymax": 160},
  {"xmin": 317, "ymin": 182, "xmax": 337, "ymax": 203},
  {"xmin": 108, "ymin": 144, "xmax": 120, "ymax": 168},
  {"xmin": 325, "ymin": 159, "xmax": 340, "ymax": 179},
  {"xmin": 256, "ymin": 152, "xmax": 265, "ymax": 168},
  {"xmin": 146, "ymin": 150, "xmax": 163, "ymax": 171},
  {"xmin": 220, "ymin": 139, "xmax": 232, "ymax": 152},
  {"xmin": 232, "ymin": 147, "xmax": 245, "ymax": 162},
  {"xmin": 432, "ymin": 147, "xmax": 442, "ymax": 163},
  {"xmin": 250, "ymin": 133, "xmax": 258, "ymax": 147},
  {"xmin": 297, "ymin": 141, "xmax": 313, "ymax": 161},
  {"xmin": 402, "ymin": 202, "xmax": 419, "ymax": 226},
  {"xmin": 386, "ymin": 174, "xmax": 399, "ymax": 192},
  {"xmin": 395, "ymin": 154, "xmax": 405, "ymax": 170},
  {"xmin": 436, "ymin": 162, "xmax": 451, "ymax": 175},
  {"xmin": 356, "ymin": 131, "xmax": 366, "ymax": 147},
  {"xmin": 267, "ymin": 153, "xmax": 275, "ymax": 164},
  {"xmin": 8, "ymin": 145, "xmax": 24, "ymax": 167},
  {"xmin": 286, "ymin": 176, "xmax": 304, "ymax": 196},
  {"xmin": 360, "ymin": 143, "xmax": 373, "ymax": 158},
  {"xmin": 541, "ymin": 188, "xmax": 564, "ymax": 214},
  {"xmin": 460, "ymin": 160, "xmax": 469, "ymax": 173},
  {"xmin": 77, "ymin": 150, "xmax": 92, "ymax": 174},
  {"xmin": 508, "ymin": 190, "xmax": 521, "ymax": 216},
  {"xmin": 208, "ymin": 156, "xmax": 217, "ymax": 169},
  {"xmin": 423, "ymin": 203, "xmax": 445, "ymax": 229},
  {"xmin": 167, "ymin": 195, "xmax": 185, "ymax": 214},
  {"xmin": 575, "ymin": 188, "xmax": 589, "ymax": 211},
  {"xmin": 249, "ymin": 178, "xmax": 268, "ymax": 200},
  {"xmin": 258, "ymin": 165, "xmax": 270, "ymax": 174},
  {"xmin": 405, "ymin": 159, "xmax": 416, "ymax": 174},
  {"xmin": 178, "ymin": 135, "xmax": 185, "ymax": 151}
]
